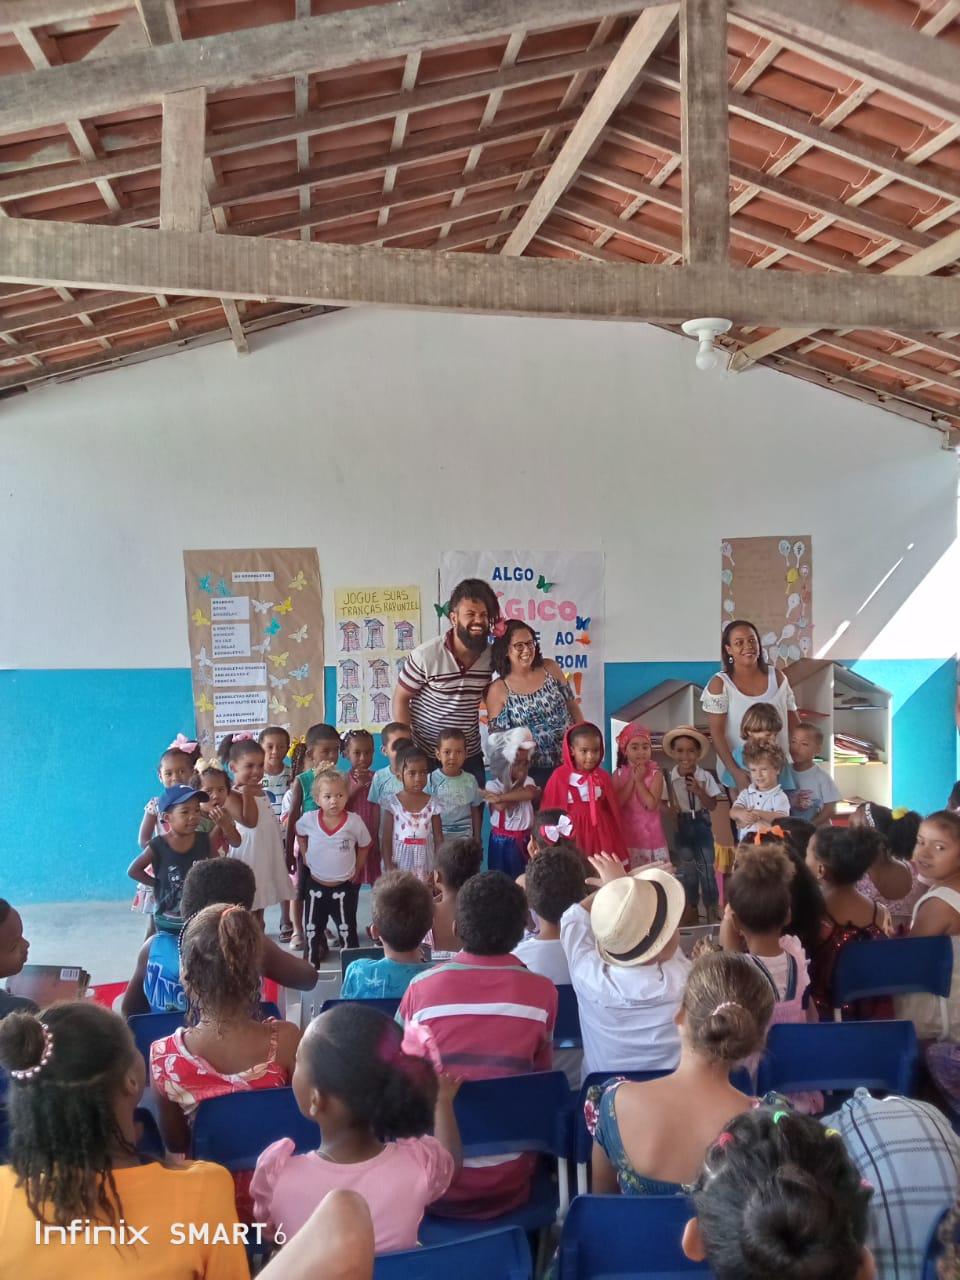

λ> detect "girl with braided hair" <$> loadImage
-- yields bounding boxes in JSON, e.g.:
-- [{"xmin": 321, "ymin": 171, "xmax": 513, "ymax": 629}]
[{"xmin": 0, "ymin": 1001, "xmax": 247, "ymax": 1278}]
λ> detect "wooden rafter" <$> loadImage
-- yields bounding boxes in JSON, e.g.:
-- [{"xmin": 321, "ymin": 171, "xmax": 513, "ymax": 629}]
[
  {"xmin": 2, "ymin": 219, "xmax": 960, "ymax": 329},
  {"xmin": 679, "ymin": 0, "xmax": 729, "ymax": 265},
  {"xmin": 501, "ymin": 7, "xmax": 678, "ymax": 256},
  {"xmin": 0, "ymin": 1, "xmax": 655, "ymax": 135},
  {"xmin": 159, "ymin": 89, "xmax": 205, "ymax": 233}
]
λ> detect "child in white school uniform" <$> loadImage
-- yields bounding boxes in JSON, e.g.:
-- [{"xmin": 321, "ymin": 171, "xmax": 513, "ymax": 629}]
[{"xmin": 730, "ymin": 741, "xmax": 790, "ymax": 837}]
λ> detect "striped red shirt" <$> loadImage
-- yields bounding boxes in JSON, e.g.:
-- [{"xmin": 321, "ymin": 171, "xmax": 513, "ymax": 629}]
[
  {"xmin": 398, "ymin": 953, "xmax": 557, "ymax": 1218},
  {"xmin": 397, "ymin": 632, "xmax": 491, "ymax": 757}
]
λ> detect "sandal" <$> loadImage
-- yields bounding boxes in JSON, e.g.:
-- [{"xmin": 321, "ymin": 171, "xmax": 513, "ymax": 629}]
[
  {"xmin": 289, "ymin": 933, "xmax": 304, "ymax": 950},
  {"xmin": 279, "ymin": 924, "xmax": 294, "ymax": 943}
]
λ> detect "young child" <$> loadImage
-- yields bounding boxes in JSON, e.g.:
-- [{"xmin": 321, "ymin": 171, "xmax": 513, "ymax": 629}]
[
  {"xmin": 541, "ymin": 723, "xmax": 628, "ymax": 865},
  {"xmin": 430, "ymin": 836, "xmax": 484, "ymax": 955},
  {"xmin": 730, "ymin": 741, "xmax": 790, "ymax": 837},
  {"xmin": 513, "ymin": 847, "xmax": 587, "ymax": 983},
  {"xmin": 127, "ymin": 785, "xmax": 213, "ymax": 929},
  {"xmin": 133, "ymin": 743, "xmax": 196, "ymax": 927},
  {"xmin": 428, "ymin": 728, "xmax": 484, "ymax": 840},
  {"xmin": 220, "ymin": 734, "xmax": 295, "ymax": 923},
  {"xmin": 733, "ymin": 703, "xmax": 795, "ymax": 792},
  {"xmin": 251, "ymin": 1004, "xmax": 461, "ymax": 1253},
  {"xmin": 342, "ymin": 729, "xmax": 381, "ymax": 887},
  {"xmin": 526, "ymin": 809, "xmax": 583, "ymax": 862},
  {"xmin": 0, "ymin": 899, "xmax": 34, "ymax": 1017},
  {"xmin": 613, "ymin": 723, "xmax": 667, "ymax": 868},
  {"xmin": 664, "ymin": 726, "xmax": 723, "ymax": 924},
  {"xmin": 369, "ymin": 722, "xmax": 412, "ymax": 812},
  {"xmin": 295, "ymin": 764, "xmax": 371, "ymax": 965},
  {"xmin": 260, "ymin": 725, "xmax": 292, "ymax": 821},
  {"xmin": 340, "ymin": 871, "xmax": 433, "ymax": 999},
  {"xmin": 898, "ymin": 810, "xmax": 960, "ymax": 1044},
  {"xmin": 284, "ymin": 724, "xmax": 344, "ymax": 949},
  {"xmin": 382, "ymin": 745, "xmax": 443, "ymax": 883},
  {"xmin": 851, "ymin": 802, "xmax": 924, "ymax": 929},
  {"xmin": 194, "ymin": 759, "xmax": 242, "ymax": 858},
  {"xmin": 483, "ymin": 727, "xmax": 540, "ymax": 878},
  {"xmin": 787, "ymin": 722, "xmax": 841, "ymax": 826},
  {"xmin": 723, "ymin": 842, "xmax": 820, "ymax": 1112},
  {"xmin": 685, "ymin": 1109, "xmax": 873, "ymax": 1280},
  {"xmin": 806, "ymin": 825, "xmax": 893, "ymax": 1020}
]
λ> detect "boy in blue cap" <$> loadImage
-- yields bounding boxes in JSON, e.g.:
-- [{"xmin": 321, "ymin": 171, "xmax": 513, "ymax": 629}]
[{"xmin": 127, "ymin": 785, "xmax": 214, "ymax": 929}]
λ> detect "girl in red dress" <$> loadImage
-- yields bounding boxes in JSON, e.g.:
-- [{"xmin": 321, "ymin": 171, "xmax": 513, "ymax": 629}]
[{"xmin": 541, "ymin": 723, "xmax": 628, "ymax": 867}]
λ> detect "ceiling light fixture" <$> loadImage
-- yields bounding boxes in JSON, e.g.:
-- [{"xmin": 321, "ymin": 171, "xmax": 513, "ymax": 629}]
[{"xmin": 681, "ymin": 317, "xmax": 732, "ymax": 371}]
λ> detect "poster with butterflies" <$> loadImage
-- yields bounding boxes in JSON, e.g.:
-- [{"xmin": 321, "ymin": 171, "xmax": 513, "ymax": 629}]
[
  {"xmin": 721, "ymin": 536, "xmax": 813, "ymax": 668},
  {"xmin": 183, "ymin": 548, "xmax": 324, "ymax": 750},
  {"xmin": 333, "ymin": 586, "xmax": 421, "ymax": 732}
]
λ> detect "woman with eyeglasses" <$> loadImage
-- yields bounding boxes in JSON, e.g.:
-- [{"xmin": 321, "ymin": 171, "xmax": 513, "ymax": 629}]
[{"xmin": 487, "ymin": 620, "xmax": 583, "ymax": 790}]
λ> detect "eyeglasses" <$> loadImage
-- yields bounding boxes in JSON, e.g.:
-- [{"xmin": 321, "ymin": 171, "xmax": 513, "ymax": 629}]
[{"xmin": 510, "ymin": 642, "xmax": 536, "ymax": 654}]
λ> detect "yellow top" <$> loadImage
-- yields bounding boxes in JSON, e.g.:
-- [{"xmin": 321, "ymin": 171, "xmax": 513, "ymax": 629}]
[{"xmin": 0, "ymin": 1160, "xmax": 250, "ymax": 1280}]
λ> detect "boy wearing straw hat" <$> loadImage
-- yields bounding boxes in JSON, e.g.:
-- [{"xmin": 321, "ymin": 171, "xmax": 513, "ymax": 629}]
[
  {"xmin": 559, "ymin": 853, "xmax": 689, "ymax": 1080},
  {"xmin": 663, "ymin": 726, "xmax": 724, "ymax": 925}
]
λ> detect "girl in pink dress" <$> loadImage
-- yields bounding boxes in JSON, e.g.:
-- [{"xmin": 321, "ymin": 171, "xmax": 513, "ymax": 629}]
[
  {"xmin": 613, "ymin": 723, "xmax": 668, "ymax": 869},
  {"xmin": 382, "ymin": 746, "xmax": 444, "ymax": 883},
  {"xmin": 342, "ymin": 729, "xmax": 381, "ymax": 886}
]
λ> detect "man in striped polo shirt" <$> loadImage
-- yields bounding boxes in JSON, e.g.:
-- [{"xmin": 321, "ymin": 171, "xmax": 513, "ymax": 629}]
[
  {"xmin": 398, "ymin": 871, "xmax": 558, "ymax": 1219},
  {"xmin": 393, "ymin": 578, "xmax": 499, "ymax": 787}
]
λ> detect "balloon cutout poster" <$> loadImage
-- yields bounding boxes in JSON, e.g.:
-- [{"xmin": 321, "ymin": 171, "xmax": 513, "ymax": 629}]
[{"xmin": 720, "ymin": 536, "xmax": 812, "ymax": 668}]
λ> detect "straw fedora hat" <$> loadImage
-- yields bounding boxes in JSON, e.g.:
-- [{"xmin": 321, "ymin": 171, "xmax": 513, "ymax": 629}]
[
  {"xmin": 662, "ymin": 725, "xmax": 711, "ymax": 759},
  {"xmin": 592, "ymin": 867, "xmax": 686, "ymax": 968}
]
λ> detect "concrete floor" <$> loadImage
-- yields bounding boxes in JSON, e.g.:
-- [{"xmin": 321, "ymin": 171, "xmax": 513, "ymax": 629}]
[{"xmin": 14, "ymin": 892, "xmax": 376, "ymax": 1018}]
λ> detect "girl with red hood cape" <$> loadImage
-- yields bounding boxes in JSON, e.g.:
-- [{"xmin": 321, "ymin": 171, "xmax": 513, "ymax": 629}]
[{"xmin": 540, "ymin": 723, "xmax": 629, "ymax": 867}]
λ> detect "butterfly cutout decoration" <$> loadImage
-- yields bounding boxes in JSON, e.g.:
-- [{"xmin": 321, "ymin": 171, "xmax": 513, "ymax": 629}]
[
  {"xmin": 195, "ymin": 646, "xmax": 213, "ymax": 670},
  {"xmin": 269, "ymin": 674, "xmax": 290, "ymax": 689},
  {"xmin": 434, "ymin": 602, "xmax": 451, "ymax": 619},
  {"xmin": 252, "ymin": 600, "xmax": 274, "ymax": 614},
  {"xmin": 290, "ymin": 625, "xmax": 308, "ymax": 643},
  {"xmin": 270, "ymin": 695, "xmax": 288, "ymax": 715},
  {"xmin": 288, "ymin": 571, "xmax": 306, "ymax": 592},
  {"xmin": 274, "ymin": 597, "xmax": 293, "ymax": 616},
  {"xmin": 536, "ymin": 574, "xmax": 555, "ymax": 593},
  {"xmin": 576, "ymin": 616, "xmax": 591, "ymax": 632},
  {"xmin": 197, "ymin": 574, "xmax": 212, "ymax": 594},
  {"xmin": 290, "ymin": 663, "xmax": 309, "ymax": 681},
  {"xmin": 214, "ymin": 578, "xmax": 233, "ymax": 597},
  {"xmin": 191, "ymin": 608, "xmax": 210, "ymax": 627},
  {"xmin": 264, "ymin": 618, "xmax": 282, "ymax": 636},
  {"xmin": 252, "ymin": 639, "xmax": 272, "ymax": 655},
  {"xmin": 195, "ymin": 693, "xmax": 214, "ymax": 713},
  {"xmin": 268, "ymin": 651, "xmax": 290, "ymax": 669},
  {"xmin": 293, "ymin": 692, "xmax": 314, "ymax": 708}
]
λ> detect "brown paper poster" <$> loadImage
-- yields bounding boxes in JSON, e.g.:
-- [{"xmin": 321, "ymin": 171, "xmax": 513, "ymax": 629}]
[
  {"xmin": 721, "ymin": 536, "xmax": 812, "ymax": 668},
  {"xmin": 183, "ymin": 548, "xmax": 324, "ymax": 750}
]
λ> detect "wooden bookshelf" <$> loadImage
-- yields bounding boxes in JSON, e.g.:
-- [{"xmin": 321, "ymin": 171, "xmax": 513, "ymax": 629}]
[{"xmin": 609, "ymin": 679, "xmax": 713, "ymax": 768}]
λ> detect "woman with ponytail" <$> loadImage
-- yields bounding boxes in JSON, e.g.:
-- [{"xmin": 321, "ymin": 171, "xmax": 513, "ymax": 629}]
[
  {"xmin": 149, "ymin": 904, "xmax": 301, "ymax": 1215},
  {"xmin": 252, "ymin": 1003, "xmax": 461, "ymax": 1253},
  {"xmin": 0, "ymin": 1002, "xmax": 247, "ymax": 1278}
]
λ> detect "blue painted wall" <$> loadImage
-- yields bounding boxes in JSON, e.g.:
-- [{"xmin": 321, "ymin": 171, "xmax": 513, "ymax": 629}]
[{"xmin": 2, "ymin": 659, "xmax": 956, "ymax": 903}]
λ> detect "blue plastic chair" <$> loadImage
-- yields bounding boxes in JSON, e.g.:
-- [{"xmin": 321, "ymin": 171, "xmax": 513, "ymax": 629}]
[
  {"xmin": 320, "ymin": 996, "xmax": 401, "ymax": 1017},
  {"xmin": 191, "ymin": 1086, "xmax": 318, "ymax": 1170},
  {"xmin": 833, "ymin": 936, "xmax": 953, "ymax": 1027},
  {"xmin": 557, "ymin": 1194, "xmax": 709, "ymax": 1279},
  {"xmin": 555, "ymin": 985, "xmax": 583, "ymax": 1049},
  {"xmin": 129, "ymin": 1001, "xmax": 282, "ymax": 1072},
  {"xmin": 375, "ymin": 1226, "xmax": 532, "ymax": 1280},
  {"xmin": 418, "ymin": 1071, "xmax": 573, "ymax": 1247},
  {"xmin": 923, "ymin": 1204, "xmax": 959, "ymax": 1280},
  {"xmin": 757, "ymin": 1019, "xmax": 919, "ymax": 1098}
]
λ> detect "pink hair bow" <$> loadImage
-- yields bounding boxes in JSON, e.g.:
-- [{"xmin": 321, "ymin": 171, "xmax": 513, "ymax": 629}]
[
  {"xmin": 169, "ymin": 733, "xmax": 198, "ymax": 753},
  {"xmin": 231, "ymin": 732, "xmax": 256, "ymax": 742},
  {"xmin": 541, "ymin": 814, "xmax": 574, "ymax": 844},
  {"xmin": 491, "ymin": 619, "xmax": 508, "ymax": 639}
]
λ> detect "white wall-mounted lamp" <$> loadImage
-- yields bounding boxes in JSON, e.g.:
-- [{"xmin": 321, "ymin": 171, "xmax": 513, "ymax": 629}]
[{"xmin": 681, "ymin": 317, "xmax": 732, "ymax": 371}]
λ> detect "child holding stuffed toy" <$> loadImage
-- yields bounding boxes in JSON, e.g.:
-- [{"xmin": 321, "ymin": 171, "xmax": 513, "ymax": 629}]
[{"xmin": 541, "ymin": 723, "xmax": 627, "ymax": 866}]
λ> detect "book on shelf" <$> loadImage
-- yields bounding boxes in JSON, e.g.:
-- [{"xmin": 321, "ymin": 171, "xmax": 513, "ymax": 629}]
[{"xmin": 5, "ymin": 964, "xmax": 90, "ymax": 1008}]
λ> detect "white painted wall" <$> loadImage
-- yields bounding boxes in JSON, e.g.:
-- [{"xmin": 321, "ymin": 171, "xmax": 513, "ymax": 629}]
[{"xmin": 3, "ymin": 307, "xmax": 956, "ymax": 669}]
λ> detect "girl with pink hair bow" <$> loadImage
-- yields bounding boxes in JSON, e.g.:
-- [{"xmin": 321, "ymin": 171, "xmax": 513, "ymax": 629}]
[{"xmin": 613, "ymin": 723, "xmax": 669, "ymax": 870}]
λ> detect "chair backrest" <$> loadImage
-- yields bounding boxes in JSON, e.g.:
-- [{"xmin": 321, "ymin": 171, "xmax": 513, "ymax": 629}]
[
  {"xmin": 374, "ymin": 1226, "xmax": 532, "ymax": 1280},
  {"xmin": 191, "ymin": 1086, "xmax": 317, "ymax": 1170},
  {"xmin": 555, "ymin": 985, "xmax": 582, "ymax": 1049},
  {"xmin": 757, "ymin": 1019, "xmax": 919, "ymax": 1097},
  {"xmin": 129, "ymin": 1000, "xmax": 283, "ymax": 1071},
  {"xmin": 340, "ymin": 946, "xmax": 384, "ymax": 978},
  {"xmin": 453, "ymin": 1071, "xmax": 572, "ymax": 1159},
  {"xmin": 557, "ymin": 1194, "xmax": 709, "ymax": 1279},
  {"xmin": 320, "ymin": 996, "xmax": 401, "ymax": 1018},
  {"xmin": 834, "ymin": 936, "xmax": 953, "ymax": 1012}
]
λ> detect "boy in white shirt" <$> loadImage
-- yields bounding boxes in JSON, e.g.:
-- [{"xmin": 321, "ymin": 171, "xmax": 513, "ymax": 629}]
[
  {"xmin": 788, "ymin": 722, "xmax": 842, "ymax": 826},
  {"xmin": 730, "ymin": 741, "xmax": 790, "ymax": 837},
  {"xmin": 664, "ymin": 726, "xmax": 723, "ymax": 924}
]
